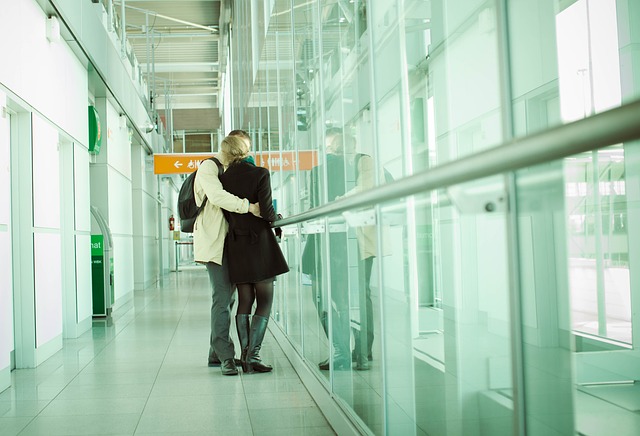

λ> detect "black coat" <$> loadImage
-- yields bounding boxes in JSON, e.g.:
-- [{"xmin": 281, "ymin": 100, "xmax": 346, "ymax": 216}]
[
  {"xmin": 219, "ymin": 161, "xmax": 289, "ymax": 283},
  {"xmin": 302, "ymin": 153, "xmax": 347, "ymax": 276}
]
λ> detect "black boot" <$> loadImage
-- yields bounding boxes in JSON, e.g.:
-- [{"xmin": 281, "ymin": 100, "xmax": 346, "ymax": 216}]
[
  {"xmin": 245, "ymin": 315, "xmax": 273, "ymax": 373},
  {"xmin": 320, "ymin": 311, "xmax": 329, "ymax": 336},
  {"xmin": 235, "ymin": 314, "xmax": 250, "ymax": 373},
  {"xmin": 318, "ymin": 345, "xmax": 351, "ymax": 370}
]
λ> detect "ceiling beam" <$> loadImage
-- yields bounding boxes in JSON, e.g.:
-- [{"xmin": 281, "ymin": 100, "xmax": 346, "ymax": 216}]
[
  {"xmin": 148, "ymin": 62, "xmax": 220, "ymax": 73},
  {"xmin": 116, "ymin": 2, "xmax": 218, "ymax": 33}
]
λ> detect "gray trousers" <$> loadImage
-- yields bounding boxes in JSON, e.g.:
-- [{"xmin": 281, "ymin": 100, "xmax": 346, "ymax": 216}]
[{"xmin": 205, "ymin": 258, "xmax": 236, "ymax": 362}]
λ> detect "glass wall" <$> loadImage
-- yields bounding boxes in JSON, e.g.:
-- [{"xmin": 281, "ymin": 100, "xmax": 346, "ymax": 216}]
[{"xmin": 229, "ymin": 0, "xmax": 640, "ymax": 434}]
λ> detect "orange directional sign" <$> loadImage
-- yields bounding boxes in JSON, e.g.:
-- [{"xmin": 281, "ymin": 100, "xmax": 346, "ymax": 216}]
[
  {"xmin": 153, "ymin": 154, "xmax": 216, "ymax": 175},
  {"xmin": 153, "ymin": 151, "xmax": 318, "ymax": 175},
  {"xmin": 256, "ymin": 151, "xmax": 318, "ymax": 171}
]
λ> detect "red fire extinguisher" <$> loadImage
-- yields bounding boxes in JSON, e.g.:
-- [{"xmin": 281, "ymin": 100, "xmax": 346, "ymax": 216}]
[{"xmin": 169, "ymin": 215, "xmax": 175, "ymax": 231}]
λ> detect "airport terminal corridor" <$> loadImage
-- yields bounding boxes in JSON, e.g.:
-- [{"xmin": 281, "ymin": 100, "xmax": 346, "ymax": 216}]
[{"xmin": 0, "ymin": 269, "xmax": 334, "ymax": 436}]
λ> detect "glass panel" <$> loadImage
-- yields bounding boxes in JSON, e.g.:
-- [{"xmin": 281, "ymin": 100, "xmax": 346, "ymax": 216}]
[
  {"xmin": 289, "ymin": 0, "xmax": 324, "ymax": 215},
  {"xmin": 565, "ymin": 146, "xmax": 631, "ymax": 344},
  {"xmin": 371, "ymin": 0, "xmax": 505, "ymax": 174},
  {"xmin": 515, "ymin": 161, "xmax": 575, "ymax": 435},
  {"xmin": 276, "ymin": 222, "xmax": 303, "ymax": 348},
  {"xmin": 516, "ymin": 141, "xmax": 640, "ymax": 435},
  {"xmin": 509, "ymin": 0, "xmax": 639, "ymax": 136},
  {"xmin": 300, "ymin": 218, "xmax": 330, "ymax": 374},
  {"xmin": 379, "ymin": 179, "xmax": 513, "ymax": 435},
  {"xmin": 509, "ymin": 2, "xmax": 640, "ymax": 433},
  {"xmin": 233, "ymin": 1, "xmax": 640, "ymax": 435}
]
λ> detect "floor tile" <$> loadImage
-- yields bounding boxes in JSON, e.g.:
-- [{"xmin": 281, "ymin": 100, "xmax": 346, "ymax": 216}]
[
  {"xmin": 0, "ymin": 416, "xmax": 33, "ymax": 436},
  {"xmin": 135, "ymin": 411, "xmax": 252, "ymax": 433},
  {"xmin": 17, "ymin": 414, "xmax": 140, "ymax": 435},
  {"xmin": 245, "ymin": 391, "xmax": 317, "ymax": 409},
  {"xmin": 3, "ymin": 270, "xmax": 335, "ymax": 435},
  {"xmin": 249, "ymin": 406, "xmax": 331, "ymax": 428},
  {"xmin": 142, "ymin": 393, "xmax": 248, "ymax": 414},
  {"xmin": 38, "ymin": 397, "xmax": 148, "ymax": 416},
  {"xmin": 0, "ymin": 400, "xmax": 49, "ymax": 417}
]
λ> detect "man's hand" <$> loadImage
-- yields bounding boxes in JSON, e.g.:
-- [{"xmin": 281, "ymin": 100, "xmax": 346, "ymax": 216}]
[{"xmin": 249, "ymin": 203, "xmax": 261, "ymax": 217}]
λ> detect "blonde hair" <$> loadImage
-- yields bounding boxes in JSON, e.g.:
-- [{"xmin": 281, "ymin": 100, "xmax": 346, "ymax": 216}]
[{"xmin": 220, "ymin": 135, "xmax": 249, "ymax": 164}]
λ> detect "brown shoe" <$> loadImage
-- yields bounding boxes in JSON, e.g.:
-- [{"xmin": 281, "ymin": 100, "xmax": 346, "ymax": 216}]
[
  {"xmin": 221, "ymin": 358, "xmax": 238, "ymax": 376},
  {"xmin": 209, "ymin": 357, "xmax": 241, "ymax": 367}
]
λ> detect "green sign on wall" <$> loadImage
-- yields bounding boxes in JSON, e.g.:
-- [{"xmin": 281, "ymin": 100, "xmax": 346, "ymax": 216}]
[{"xmin": 88, "ymin": 105, "xmax": 102, "ymax": 155}]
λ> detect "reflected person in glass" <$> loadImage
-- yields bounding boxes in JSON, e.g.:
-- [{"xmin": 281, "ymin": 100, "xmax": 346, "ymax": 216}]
[
  {"xmin": 302, "ymin": 127, "xmax": 352, "ymax": 371},
  {"xmin": 337, "ymin": 132, "xmax": 377, "ymax": 370}
]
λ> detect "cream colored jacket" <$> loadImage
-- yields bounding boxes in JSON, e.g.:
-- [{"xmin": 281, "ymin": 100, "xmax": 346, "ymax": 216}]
[
  {"xmin": 343, "ymin": 153, "xmax": 391, "ymax": 259},
  {"xmin": 193, "ymin": 158, "xmax": 249, "ymax": 264}
]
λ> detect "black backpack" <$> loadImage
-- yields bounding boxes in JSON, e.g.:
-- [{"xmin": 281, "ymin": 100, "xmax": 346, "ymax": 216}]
[{"xmin": 177, "ymin": 157, "xmax": 223, "ymax": 233}]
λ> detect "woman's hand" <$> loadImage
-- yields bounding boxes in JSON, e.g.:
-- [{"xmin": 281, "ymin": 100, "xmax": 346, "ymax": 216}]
[{"xmin": 249, "ymin": 203, "xmax": 261, "ymax": 217}]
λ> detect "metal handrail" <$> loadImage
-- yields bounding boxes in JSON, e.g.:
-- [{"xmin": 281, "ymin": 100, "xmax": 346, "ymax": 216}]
[{"xmin": 274, "ymin": 98, "xmax": 640, "ymax": 228}]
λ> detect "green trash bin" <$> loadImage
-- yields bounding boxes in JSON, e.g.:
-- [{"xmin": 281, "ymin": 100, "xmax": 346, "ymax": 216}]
[{"xmin": 91, "ymin": 234, "xmax": 114, "ymax": 317}]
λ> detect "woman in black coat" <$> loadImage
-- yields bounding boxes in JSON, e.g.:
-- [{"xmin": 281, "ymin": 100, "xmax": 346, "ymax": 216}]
[{"xmin": 219, "ymin": 133, "xmax": 289, "ymax": 373}]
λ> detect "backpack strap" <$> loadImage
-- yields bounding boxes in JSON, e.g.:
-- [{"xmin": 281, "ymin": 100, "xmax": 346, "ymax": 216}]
[
  {"xmin": 354, "ymin": 153, "xmax": 366, "ymax": 177},
  {"xmin": 210, "ymin": 157, "xmax": 224, "ymax": 176},
  {"xmin": 199, "ymin": 157, "xmax": 224, "ymax": 210}
]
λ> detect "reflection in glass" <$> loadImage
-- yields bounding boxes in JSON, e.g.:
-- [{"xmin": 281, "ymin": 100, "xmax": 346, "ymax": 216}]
[
  {"xmin": 232, "ymin": 0, "xmax": 640, "ymax": 434},
  {"xmin": 565, "ymin": 147, "xmax": 631, "ymax": 344}
]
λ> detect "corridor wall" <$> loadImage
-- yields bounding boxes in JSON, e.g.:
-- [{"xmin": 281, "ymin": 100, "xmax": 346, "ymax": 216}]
[
  {"xmin": 0, "ymin": 91, "xmax": 12, "ymax": 391},
  {"xmin": 0, "ymin": 0, "xmax": 90, "ymax": 375}
]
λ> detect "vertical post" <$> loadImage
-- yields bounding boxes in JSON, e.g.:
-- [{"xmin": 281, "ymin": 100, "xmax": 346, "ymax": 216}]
[
  {"xmin": 156, "ymin": 175, "xmax": 164, "ymax": 286},
  {"xmin": 169, "ymin": 92, "xmax": 176, "ymax": 153},
  {"xmin": 175, "ymin": 240, "xmax": 178, "ymax": 272},
  {"xmin": 145, "ymin": 12, "xmax": 150, "ymax": 110},
  {"xmin": 592, "ymin": 150, "xmax": 607, "ymax": 336},
  {"xmin": 107, "ymin": 0, "xmax": 113, "ymax": 32},
  {"xmin": 496, "ymin": 1, "xmax": 525, "ymax": 434},
  {"xmin": 120, "ymin": 0, "xmax": 126, "ymax": 58},
  {"xmin": 152, "ymin": 28, "xmax": 156, "ymax": 117}
]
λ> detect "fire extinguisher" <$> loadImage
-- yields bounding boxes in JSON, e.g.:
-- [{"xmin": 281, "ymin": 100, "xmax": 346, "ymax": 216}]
[{"xmin": 169, "ymin": 215, "xmax": 175, "ymax": 231}]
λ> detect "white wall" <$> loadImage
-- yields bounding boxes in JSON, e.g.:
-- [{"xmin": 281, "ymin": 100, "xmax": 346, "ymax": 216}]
[
  {"xmin": 0, "ymin": 90, "xmax": 12, "ymax": 390},
  {"xmin": 106, "ymin": 101, "xmax": 135, "ymax": 304},
  {"xmin": 74, "ymin": 144, "xmax": 93, "ymax": 325},
  {"xmin": 0, "ymin": 0, "xmax": 90, "ymax": 371},
  {"xmin": 161, "ymin": 183, "xmax": 178, "ymax": 274},
  {"xmin": 32, "ymin": 116, "xmax": 63, "ymax": 348},
  {"xmin": 132, "ymin": 143, "xmax": 160, "ymax": 290},
  {"xmin": 61, "ymin": 137, "xmax": 92, "ymax": 339},
  {"xmin": 90, "ymin": 98, "xmax": 136, "ymax": 306},
  {"xmin": 0, "ymin": 0, "xmax": 88, "ymax": 144}
]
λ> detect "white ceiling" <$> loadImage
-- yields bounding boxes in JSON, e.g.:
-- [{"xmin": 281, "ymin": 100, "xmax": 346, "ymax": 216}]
[{"xmin": 118, "ymin": 0, "xmax": 222, "ymax": 136}]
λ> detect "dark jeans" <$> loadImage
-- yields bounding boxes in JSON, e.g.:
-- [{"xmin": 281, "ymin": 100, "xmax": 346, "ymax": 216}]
[
  {"xmin": 206, "ymin": 256, "xmax": 236, "ymax": 362},
  {"xmin": 354, "ymin": 256, "xmax": 374, "ymax": 358},
  {"xmin": 309, "ymin": 232, "xmax": 351, "ymax": 361},
  {"xmin": 328, "ymin": 233, "xmax": 351, "ymax": 360}
]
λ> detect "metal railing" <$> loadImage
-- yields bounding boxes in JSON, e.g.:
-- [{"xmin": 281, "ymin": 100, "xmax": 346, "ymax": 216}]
[{"xmin": 274, "ymin": 98, "xmax": 640, "ymax": 228}]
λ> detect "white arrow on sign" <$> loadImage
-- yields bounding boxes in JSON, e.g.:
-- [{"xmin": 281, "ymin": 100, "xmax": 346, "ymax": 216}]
[{"xmin": 174, "ymin": 161, "xmax": 183, "ymax": 168}]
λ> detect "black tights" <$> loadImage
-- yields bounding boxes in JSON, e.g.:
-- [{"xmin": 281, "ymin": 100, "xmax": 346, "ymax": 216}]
[{"xmin": 236, "ymin": 279, "xmax": 274, "ymax": 318}]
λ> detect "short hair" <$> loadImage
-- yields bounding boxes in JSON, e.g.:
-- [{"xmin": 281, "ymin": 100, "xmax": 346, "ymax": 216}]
[
  {"xmin": 325, "ymin": 127, "xmax": 343, "ymax": 154},
  {"xmin": 220, "ymin": 135, "xmax": 250, "ymax": 164},
  {"xmin": 228, "ymin": 129, "xmax": 250, "ymax": 140},
  {"xmin": 342, "ymin": 133, "xmax": 356, "ymax": 153},
  {"xmin": 325, "ymin": 127, "xmax": 343, "ymax": 138}
]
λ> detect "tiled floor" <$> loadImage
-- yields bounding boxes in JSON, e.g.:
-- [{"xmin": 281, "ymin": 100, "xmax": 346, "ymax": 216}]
[{"xmin": 0, "ymin": 268, "xmax": 336, "ymax": 435}]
